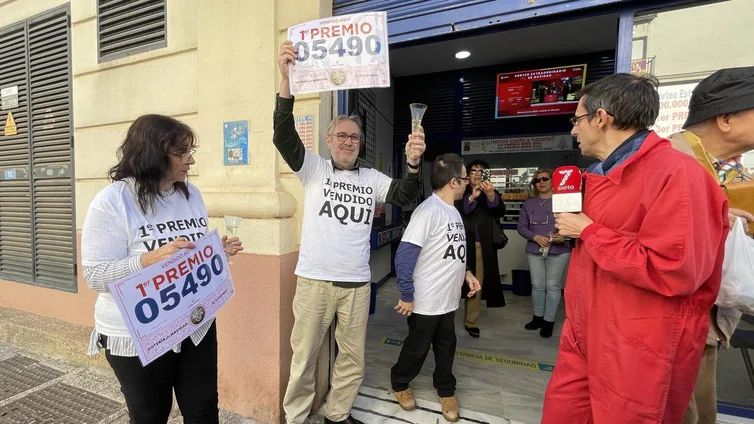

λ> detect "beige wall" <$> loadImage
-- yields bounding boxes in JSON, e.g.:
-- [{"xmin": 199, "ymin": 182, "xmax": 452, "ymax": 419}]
[
  {"xmin": 0, "ymin": 0, "xmax": 69, "ymax": 26},
  {"xmin": 0, "ymin": 0, "xmax": 333, "ymax": 422},
  {"xmin": 634, "ymin": 0, "xmax": 754, "ymax": 83}
]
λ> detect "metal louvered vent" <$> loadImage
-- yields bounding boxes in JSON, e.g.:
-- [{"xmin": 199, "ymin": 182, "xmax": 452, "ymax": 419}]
[
  {"xmin": 28, "ymin": 10, "xmax": 76, "ymax": 290},
  {"xmin": 97, "ymin": 0, "xmax": 167, "ymax": 62},
  {"xmin": 0, "ymin": 5, "xmax": 75, "ymax": 292},
  {"xmin": 0, "ymin": 25, "xmax": 33, "ymax": 284}
]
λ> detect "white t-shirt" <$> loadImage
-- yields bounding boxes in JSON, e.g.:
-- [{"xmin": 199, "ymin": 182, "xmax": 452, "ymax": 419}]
[
  {"xmin": 81, "ymin": 179, "xmax": 209, "ymax": 338},
  {"xmin": 401, "ymin": 194, "xmax": 467, "ymax": 315},
  {"xmin": 295, "ymin": 150, "xmax": 393, "ymax": 283}
]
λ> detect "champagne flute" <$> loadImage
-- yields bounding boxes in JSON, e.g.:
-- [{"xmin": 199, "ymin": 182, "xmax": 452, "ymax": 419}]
[
  {"xmin": 224, "ymin": 215, "xmax": 242, "ymax": 264},
  {"xmin": 410, "ymin": 103, "xmax": 427, "ymax": 133},
  {"xmin": 409, "ymin": 103, "xmax": 427, "ymax": 164}
]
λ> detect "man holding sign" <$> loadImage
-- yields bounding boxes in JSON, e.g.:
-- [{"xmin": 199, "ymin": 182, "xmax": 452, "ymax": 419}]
[
  {"xmin": 286, "ymin": 12, "xmax": 389, "ymax": 95},
  {"xmin": 542, "ymin": 74, "xmax": 728, "ymax": 423},
  {"xmin": 275, "ymin": 39, "xmax": 424, "ymax": 424}
]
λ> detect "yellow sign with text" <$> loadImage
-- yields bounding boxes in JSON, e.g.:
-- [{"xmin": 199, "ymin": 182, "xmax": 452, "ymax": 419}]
[
  {"xmin": 380, "ymin": 337, "xmax": 554, "ymax": 372},
  {"xmin": 4, "ymin": 111, "xmax": 17, "ymax": 136}
]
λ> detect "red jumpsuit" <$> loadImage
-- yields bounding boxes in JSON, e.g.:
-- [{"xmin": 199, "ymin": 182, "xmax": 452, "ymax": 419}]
[{"xmin": 542, "ymin": 132, "xmax": 729, "ymax": 424}]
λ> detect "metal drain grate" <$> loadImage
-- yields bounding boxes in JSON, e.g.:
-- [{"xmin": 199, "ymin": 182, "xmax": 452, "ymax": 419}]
[
  {"xmin": 0, "ymin": 383, "xmax": 123, "ymax": 423},
  {"xmin": 0, "ymin": 356, "xmax": 64, "ymax": 402}
]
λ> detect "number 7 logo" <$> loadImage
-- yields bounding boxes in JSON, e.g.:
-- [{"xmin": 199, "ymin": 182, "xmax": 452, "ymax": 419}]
[{"xmin": 558, "ymin": 169, "xmax": 573, "ymax": 186}]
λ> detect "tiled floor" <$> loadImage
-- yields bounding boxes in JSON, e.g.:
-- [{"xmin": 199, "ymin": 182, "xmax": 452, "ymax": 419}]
[
  {"xmin": 352, "ymin": 386, "xmax": 520, "ymax": 424},
  {"xmin": 361, "ymin": 279, "xmax": 754, "ymax": 424},
  {"xmin": 363, "ymin": 281, "xmax": 563, "ymax": 424},
  {"xmin": 0, "ymin": 341, "xmax": 258, "ymax": 424}
]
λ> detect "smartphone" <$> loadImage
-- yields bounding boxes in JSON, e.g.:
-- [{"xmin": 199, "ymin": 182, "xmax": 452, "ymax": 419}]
[{"xmin": 480, "ymin": 168, "xmax": 491, "ymax": 182}]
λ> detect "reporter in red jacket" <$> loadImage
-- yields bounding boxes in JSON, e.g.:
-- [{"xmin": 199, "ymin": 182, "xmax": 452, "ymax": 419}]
[{"xmin": 542, "ymin": 74, "xmax": 729, "ymax": 424}]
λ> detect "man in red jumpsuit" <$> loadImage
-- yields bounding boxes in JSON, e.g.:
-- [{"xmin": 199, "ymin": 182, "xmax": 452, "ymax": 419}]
[{"xmin": 542, "ymin": 73, "xmax": 729, "ymax": 424}]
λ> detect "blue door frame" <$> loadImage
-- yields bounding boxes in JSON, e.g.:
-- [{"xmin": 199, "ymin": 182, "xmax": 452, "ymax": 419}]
[
  {"xmin": 336, "ymin": 1, "xmax": 709, "ymax": 110},
  {"xmin": 333, "ymin": 0, "xmax": 712, "ymax": 45}
]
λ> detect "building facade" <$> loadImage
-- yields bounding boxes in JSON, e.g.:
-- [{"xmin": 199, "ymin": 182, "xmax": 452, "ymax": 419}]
[{"xmin": 0, "ymin": 0, "xmax": 751, "ymax": 422}]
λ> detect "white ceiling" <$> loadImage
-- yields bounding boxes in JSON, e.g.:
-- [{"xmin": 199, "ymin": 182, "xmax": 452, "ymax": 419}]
[{"xmin": 389, "ymin": 14, "xmax": 619, "ymax": 77}]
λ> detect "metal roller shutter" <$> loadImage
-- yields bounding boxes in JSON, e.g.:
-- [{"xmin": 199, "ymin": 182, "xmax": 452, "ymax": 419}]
[{"xmin": 0, "ymin": 6, "xmax": 75, "ymax": 292}]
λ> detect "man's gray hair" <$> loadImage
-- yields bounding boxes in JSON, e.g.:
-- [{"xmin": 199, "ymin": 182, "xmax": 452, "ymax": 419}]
[
  {"xmin": 577, "ymin": 73, "xmax": 660, "ymax": 131},
  {"xmin": 327, "ymin": 115, "xmax": 363, "ymax": 136}
]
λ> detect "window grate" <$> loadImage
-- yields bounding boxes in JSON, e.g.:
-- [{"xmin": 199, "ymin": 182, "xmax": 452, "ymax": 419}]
[{"xmin": 97, "ymin": 0, "xmax": 167, "ymax": 62}]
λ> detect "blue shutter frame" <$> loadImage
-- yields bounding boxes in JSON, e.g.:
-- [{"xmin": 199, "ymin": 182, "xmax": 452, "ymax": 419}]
[{"xmin": 333, "ymin": 0, "xmax": 644, "ymax": 44}]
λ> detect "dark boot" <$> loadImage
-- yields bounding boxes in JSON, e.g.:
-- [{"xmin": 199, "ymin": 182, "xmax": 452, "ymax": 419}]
[
  {"xmin": 465, "ymin": 326, "xmax": 480, "ymax": 338},
  {"xmin": 540, "ymin": 320, "xmax": 555, "ymax": 338},
  {"xmin": 524, "ymin": 315, "xmax": 543, "ymax": 330}
]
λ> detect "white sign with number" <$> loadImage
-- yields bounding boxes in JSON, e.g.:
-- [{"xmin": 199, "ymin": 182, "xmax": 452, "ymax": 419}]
[
  {"xmin": 109, "ymin": 230, "xmax": 235, "ymax": 365},
  {"xmin": 287, "ymin": 12, "xmax": 390, "ymax": 95},
  {"xmin": 652, "ymin": 82, "xmax": 698, "ymax": 137}
]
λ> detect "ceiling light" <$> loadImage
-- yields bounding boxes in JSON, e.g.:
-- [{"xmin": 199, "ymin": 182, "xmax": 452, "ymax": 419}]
[{"xmin": 455, "ymin": 51, "xmax": 471, "ymax": 59}]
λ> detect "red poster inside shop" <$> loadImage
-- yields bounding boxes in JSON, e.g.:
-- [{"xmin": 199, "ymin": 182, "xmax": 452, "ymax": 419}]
[{"xmin": 495, "ymin": 65, "xmax": 586, "ymax": 119}]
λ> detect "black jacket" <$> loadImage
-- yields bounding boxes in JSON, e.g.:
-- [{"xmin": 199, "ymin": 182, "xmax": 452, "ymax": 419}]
[{"xmin": 456, "ymin": 186, "xmax": 507, "ymax": 307}]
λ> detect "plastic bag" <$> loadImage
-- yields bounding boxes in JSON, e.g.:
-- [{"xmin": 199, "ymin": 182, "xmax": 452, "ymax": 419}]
[{"xmin": 716, "ymin": 218, "xmax": 754, "ymax": 314}]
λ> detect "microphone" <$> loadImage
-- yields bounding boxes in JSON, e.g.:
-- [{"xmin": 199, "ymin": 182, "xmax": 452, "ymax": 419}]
[{"xmin": 551, "ymin": 166, "xmax": 583, "ymax": 248}]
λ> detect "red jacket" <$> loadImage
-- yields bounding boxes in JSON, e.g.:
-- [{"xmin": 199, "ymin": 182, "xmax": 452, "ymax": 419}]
[{"xmin": 557, "ymin": 131, "xmax": 729, "ymax": 422}]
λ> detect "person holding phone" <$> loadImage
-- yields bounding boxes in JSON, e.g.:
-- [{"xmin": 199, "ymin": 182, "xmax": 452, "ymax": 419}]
[
  {"xmin": 516, "ymin": 169, "xmax": 571, "ymax": 338},
  {"xmin": 457, "ymin": 160, "xmax": 506, "ymax": 338}
]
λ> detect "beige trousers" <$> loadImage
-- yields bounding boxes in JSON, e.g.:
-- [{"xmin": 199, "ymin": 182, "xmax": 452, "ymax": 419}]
[
  {"xmin": 283, "ymin": 277, "xmax": 370, "ymax": 424},
  {"xmin": 683, "ymin": 343, "xmax": 718, "ymax": 424},
  {"xmin": 465, "ymin": 242, "xmax": 484, "ymax": 328}
]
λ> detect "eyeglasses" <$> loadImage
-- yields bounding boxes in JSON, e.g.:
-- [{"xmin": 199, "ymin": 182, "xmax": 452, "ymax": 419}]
[
  {"xmin": 332, "ymin": 132, "xmax": 361, "ymax": 143},
  {"xmin": 468, "ymin": 170, "xmax": 483, "ymax": 176},
  {"xmin": 172, "ymin": 148, "xmax": 196, "ymax": 163},
  {"xmin": 457, "ymin": 176, "xmax": 470, "ymax": 182},
  {"xmin": 570, "ymin": 110, "xmax": 614, "ymax": 126},
  {"xmin": 533, "ymin": 177, "xmax": 550, "ymax": 184},
  {"xmin": 529, "ymin": 212, "xmax": 550, "ymax": 226},
  {"xmin": 569, "ymin": 113, "xmax": 592, "ymax": 126}
]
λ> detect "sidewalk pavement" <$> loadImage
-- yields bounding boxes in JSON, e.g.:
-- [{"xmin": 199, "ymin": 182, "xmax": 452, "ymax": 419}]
[{"xmin": 0, "ymin": 340, "xmax": 259, "ymax": 424}]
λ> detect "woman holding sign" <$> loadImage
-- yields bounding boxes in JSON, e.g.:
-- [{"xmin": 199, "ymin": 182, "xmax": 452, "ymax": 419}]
[{"xmin": 81, "ymin": 114, "xmax": 243, "ymax": 424}]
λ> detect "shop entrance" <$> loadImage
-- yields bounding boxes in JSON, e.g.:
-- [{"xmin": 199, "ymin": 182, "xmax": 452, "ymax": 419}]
[
  {"xmin": 342, "ymin": 13, "xmax": 618, "ymax": 423},
  {"xmin": 328, "ymin": 1, "xmax": 754, "ymax": 422}
]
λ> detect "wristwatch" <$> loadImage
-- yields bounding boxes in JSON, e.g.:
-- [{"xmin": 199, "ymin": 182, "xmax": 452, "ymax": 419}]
[{"xmin": 406, "ymin": 161, "xmax": 420, "ymax": 170}]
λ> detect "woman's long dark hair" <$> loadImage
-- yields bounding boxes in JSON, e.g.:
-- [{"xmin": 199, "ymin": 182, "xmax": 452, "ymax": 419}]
[{"xmin": 109, "ymin": 114, "xmax": 197, "ymax": 213}]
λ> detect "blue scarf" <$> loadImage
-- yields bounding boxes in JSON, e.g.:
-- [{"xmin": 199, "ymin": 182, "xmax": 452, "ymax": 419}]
[{"xmin": 588, "ymin": 129, "xmax": 651, "ymax": 176}]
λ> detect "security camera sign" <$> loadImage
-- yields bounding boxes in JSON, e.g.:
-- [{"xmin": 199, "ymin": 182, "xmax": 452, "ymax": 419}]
[{"xmin": 287, "ymin": 12, "xmax": 390, "ymax": 95}]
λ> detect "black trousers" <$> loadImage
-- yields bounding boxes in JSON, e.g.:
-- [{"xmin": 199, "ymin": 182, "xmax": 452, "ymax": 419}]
[
  {"xmin": 104, "ymin": 322, "xmax": 219, "ymax": 424},
  {"xmin": 390, "ymin": 311, "xmax": 457, "ymax": 397}
]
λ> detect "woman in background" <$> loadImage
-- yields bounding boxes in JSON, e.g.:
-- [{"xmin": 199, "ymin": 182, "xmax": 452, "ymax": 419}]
[
  {"xmin": 458, "ymin": 160, "xmax": 507, "ymax": 339},
  {"xmin": 516, "ymin": 169, "xmax": 570, "ymax": 338}
]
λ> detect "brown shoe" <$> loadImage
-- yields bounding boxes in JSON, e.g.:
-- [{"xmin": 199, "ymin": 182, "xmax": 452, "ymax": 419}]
[
  {"xmin": 440, "ymin": 396, "xmax": 460, "ymax": 422},
  {"xmin": 394, "ymin": 389, "xmax": 416, "ymax": 410}
]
